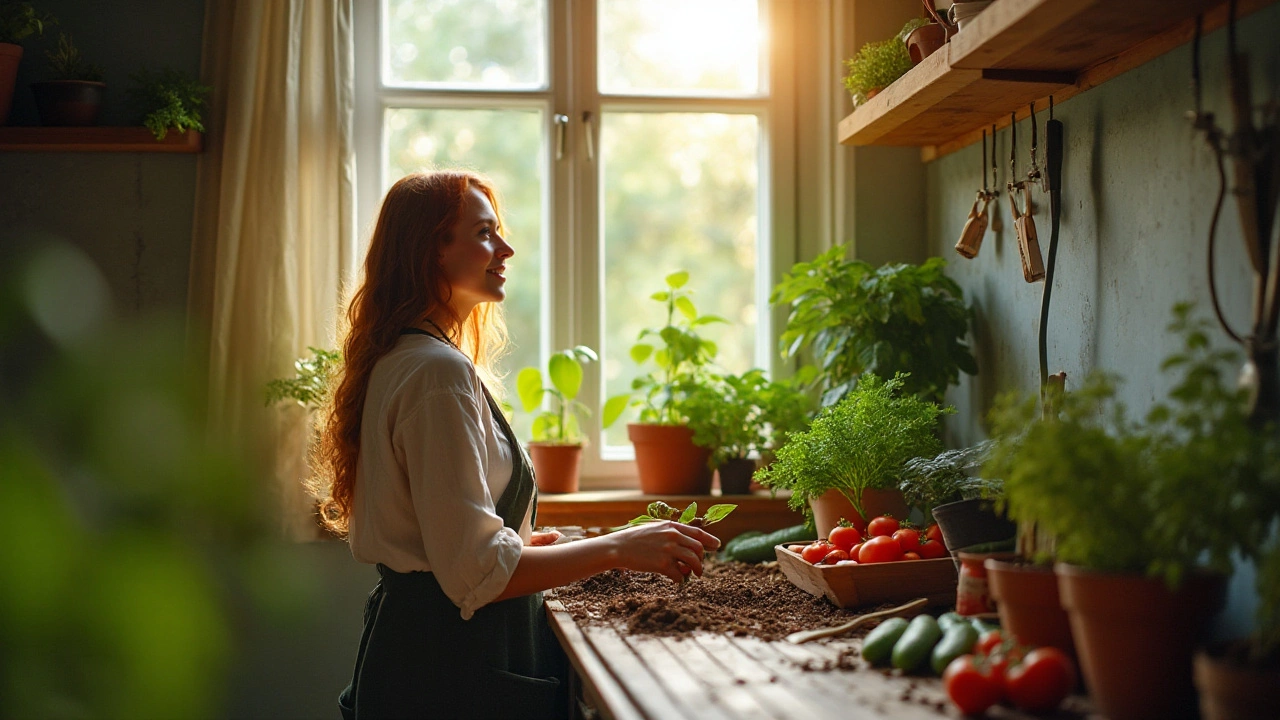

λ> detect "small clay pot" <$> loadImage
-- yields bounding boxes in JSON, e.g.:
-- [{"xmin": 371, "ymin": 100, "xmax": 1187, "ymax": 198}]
[
  {"xmin": 628, "ymin": 423, "xmax": 712, "ymax": 495},
  {"xmin": 31, "ymin": 80, "xmax": 105, "ymax": 126},
  {"xmin": 528, "ymin": 443, "xmax": 582, "ymax": 494},
  {"xmin": 1194, "ymin": 641, "xmax": 1280, "ymax": 720},
  {"xmin": 809, "ymin": 487, "xmax": 909, "ymax": 538},
  {"xmin": 985, "ymin": 557, "xmax": 1075, "ymax": 658},
  {"xmin": 716, "ymin": 457, "xmax": 757, "ymax": 495},
  {"xmin": 905, "ymin": 23, "xmax": 947, "ymax": 64}
]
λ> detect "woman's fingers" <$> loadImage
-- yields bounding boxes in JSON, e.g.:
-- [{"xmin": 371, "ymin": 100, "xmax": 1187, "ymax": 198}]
[{"xmin": 674, "ymin": 522, "xmax": 721, "ymax": 551}]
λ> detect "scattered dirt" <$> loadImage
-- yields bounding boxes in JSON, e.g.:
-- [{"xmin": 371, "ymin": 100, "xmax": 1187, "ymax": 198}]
[{"xmin": 553, "ymin": 559, "xmax": 854, "ymax": 641}]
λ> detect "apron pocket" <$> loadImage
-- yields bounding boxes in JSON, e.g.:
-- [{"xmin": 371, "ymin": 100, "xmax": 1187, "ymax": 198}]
[{"xmin": 482, "ymin": 666, "xmax": 564, "ymax": 719}]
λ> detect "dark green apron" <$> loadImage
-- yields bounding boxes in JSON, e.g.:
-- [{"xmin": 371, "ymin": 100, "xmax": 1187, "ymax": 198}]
[{"xmin": 339, "ymin": 330, "xmax": 568, "ymax": 719}]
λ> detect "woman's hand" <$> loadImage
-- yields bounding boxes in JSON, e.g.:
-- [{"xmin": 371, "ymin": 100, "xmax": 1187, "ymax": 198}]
[
  {"xmin": 530, "ymin": 529, "xmax": 562, "ymax": 546},
  {"xmin": 608, "ymin": 521, "xmax": 721, "ymax": 584}
]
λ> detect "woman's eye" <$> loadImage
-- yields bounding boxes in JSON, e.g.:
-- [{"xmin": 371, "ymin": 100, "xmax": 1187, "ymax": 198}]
[{"xmin": 479, "ymin": 226, "xmax": 492, "ymax": 237}]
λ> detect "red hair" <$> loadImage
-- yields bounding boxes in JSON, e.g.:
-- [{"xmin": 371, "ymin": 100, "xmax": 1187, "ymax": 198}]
[{"xmin": 312, "ymin": 171, "xmax": 508, "ymax": 537}]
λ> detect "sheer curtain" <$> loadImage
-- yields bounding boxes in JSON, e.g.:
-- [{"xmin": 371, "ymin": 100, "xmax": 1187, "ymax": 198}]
[{"xmin": 188, "ymin": 0, "xmax": 357, "ymax": 538}]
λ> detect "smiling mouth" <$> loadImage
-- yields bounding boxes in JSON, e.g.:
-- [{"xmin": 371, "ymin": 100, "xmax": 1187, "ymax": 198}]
[{"xmin": 487, "ymin": 267, "xmax": 506, "ymax": 279}]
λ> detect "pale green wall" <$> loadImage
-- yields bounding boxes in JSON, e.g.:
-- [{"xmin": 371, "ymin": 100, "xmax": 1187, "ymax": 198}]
[{"xmin": 926, "ymin": 4, "xmax": 1280, "ymax": 642}]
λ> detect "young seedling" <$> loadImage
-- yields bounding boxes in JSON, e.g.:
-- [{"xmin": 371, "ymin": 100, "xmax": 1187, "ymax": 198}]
[{"xmin": 622, "ymin": 500, "xmax": 737, "ymax": 529}]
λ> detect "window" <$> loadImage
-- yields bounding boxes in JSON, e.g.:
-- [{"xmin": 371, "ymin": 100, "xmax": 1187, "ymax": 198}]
[{"xmin": 355, "ymin": 0, "xmax": 827, "ymax": 485}]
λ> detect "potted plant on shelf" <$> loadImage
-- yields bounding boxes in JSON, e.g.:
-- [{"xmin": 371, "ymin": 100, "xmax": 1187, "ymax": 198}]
[
  {"xmin": 754, "ymin": 372, "xmax": 948, "ymax": 538},
  {"xmin": 127, "ymin": 66, "xmax": 211, "ymax": 140},
  {"xmin": 842, "ymin": 19, "xmax": 918, "ymax": 107},
  {"xmin": 602, "ymin": 270, "xmax": 726, "ymax": 495},
  {"xmin": 0, "ymin": 0, "xmax": 52, "ymax": 125},
  {"xmin": 30, "ymin": 33, "xmax": 103, "ymax": 126},
  {"xmin": 983, "ymin": 305, "xmax": 1268, "ymax": 720},
  {"xmin": 516, "ymin": 345, "xmax": 600, "ymax": 494},
  {"xmin": 771, "ymin": 245, "xmax": 976, "ymax": 408}
]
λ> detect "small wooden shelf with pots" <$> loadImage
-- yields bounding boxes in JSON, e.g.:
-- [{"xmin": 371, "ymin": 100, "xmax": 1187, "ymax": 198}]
[{"xmin": 0, "ymin": 127, "xmax": 203, "ymax": 153}]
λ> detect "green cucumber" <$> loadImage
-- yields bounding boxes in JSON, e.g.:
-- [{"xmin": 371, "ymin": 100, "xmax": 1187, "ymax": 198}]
[
  {"xmin": 722, "ymin": 524, "xmax": 817, "ymax": 563},
  {"xmin": 721, "ymin": 531, "xmax": 765, "ymax": 558},
  {"xmin": 930, "ymin": 623, "xmax": 979, "ymax": 675},
  {"xmin": 936, "ymin": 611, "xmax": 965, "ymax": 631},
  {"xmin": 969, "ymin": 618, "xmax": 1000, "ymax": 636},
  {"xmin": 860, "ymin": 617, "xmax": 910, "ymax": 666},
  {"xmin": 891, "ymin": 614, "xmax": 943, "ymax": 673}
]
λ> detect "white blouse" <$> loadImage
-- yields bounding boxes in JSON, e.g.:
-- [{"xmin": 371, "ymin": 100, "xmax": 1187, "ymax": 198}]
[{"xmin": 348, "ymin": 334, "xmax": 531, "ymax": 620}]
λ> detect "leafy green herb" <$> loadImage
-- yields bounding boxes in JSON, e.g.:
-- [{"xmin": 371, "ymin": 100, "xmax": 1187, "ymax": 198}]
[
  {"xmin": 264, "ymin": 347, "xmax": 341, "ymax": 410},
  {"xmin": 771, "ymin": 246, "xmax": 976, "ymax": 407},
  {"xmin": 44, "ymin": 33, "xmax": 101, "ymax": 82},
  {"xmin": 899, "ymin": 442, "xmax": 1001, "ymax": 522},
  {"xmin": 755, "ymin": 372, "xmax": 950, "ymax": 523},
  {"xmin": 0, "ymin": 1, "xmax": 54, "ymax": 45},
  {"xmin": 841, "ymin": 20, "xmax": 918, "ymax": 105},
  {"xmin": 517, "ymin": 345, "xmax": 598, "ymax": 444},
  {"xmin": 621, "ymin": 501, "xmax": 737, "ymax": 529},
  {"xmin": 128, "ymin": 67, "xmax": 212, "ymax": 140},
  {"xmin": 682, "ymin": 369, "xmax": 816, "ymax": 468}
]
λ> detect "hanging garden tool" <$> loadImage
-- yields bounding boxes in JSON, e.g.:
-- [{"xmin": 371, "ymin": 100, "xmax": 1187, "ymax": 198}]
[
  {"xmin": 1008, "ymin": 107, "xmax": 1046, "ymax": 282},
  {"xmin": 954, "ymin": 128, "xmax": 996, "ymax": 258},
  {"xmin": 1039, "ymin": 97, "xmax": 1065, "ymax": 416},
  {"xmin": 1188, "ymin": 3, "xmax": 1280, "ymax": 424}
]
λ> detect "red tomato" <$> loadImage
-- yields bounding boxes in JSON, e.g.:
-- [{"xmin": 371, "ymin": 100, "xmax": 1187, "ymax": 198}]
[
  {"xmin": 943, "ymin": 655, "xmax": 1004, "ymax": 716},
  {"xmin": 828, "ymin": 525, "xmax": 861, "ymax": 553},
  {"xmin": 801, "ymin": 542, "xmax": 832, "ymax": 565},
  {"xmin": 924, "ymin": 522, "xmax": 945, "ymax": 548},
  {"xmin": 838, "ymin": 514, "xmax": 867, "ymax": 535},
  {"xmin": 892, "ymin": 527, "xmax": 921, "ymax": 552},
  {"xmin": 902, "ymin": 551, "xmax": 921, "ymax": 560},
  {"xmin": 975, "ymin": 630, "xmax": 1003, "ymax": 656},
  {"xmin": 916, "ymin": 537, "xmax": 947, "ymax": 559},
  {"xmin": 849, "ymin": 541, "xmax": 864, "ymax": 561},
  {"xmin": 857, "ymin": 535, "xmax": 904, "ymax": 564},
  {"xmin": 1005, "ymin": 648, "xmax": 1077, "ymax": 712},
  {"xmin": 867, "ymin": 515, "xmax": 900, "ymax": 537},
  {"xmin": 821, "ymin": 548, "xmax": 850, "ymax": 565}
]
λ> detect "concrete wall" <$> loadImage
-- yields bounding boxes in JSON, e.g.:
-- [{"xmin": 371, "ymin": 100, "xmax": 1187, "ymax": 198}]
[{"xmin": 927, "ymin": 4, "xmax": 1280, "ymax": 640}]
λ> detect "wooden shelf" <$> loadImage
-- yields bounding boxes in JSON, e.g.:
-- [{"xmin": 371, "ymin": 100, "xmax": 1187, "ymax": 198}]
[
  {"xmin": 0, "ymin": 127, "xmax": 203, "ymax": 153},
  {"xmin": 838, "ymin": 0, "xmax": 1276, "ymax": 160}
]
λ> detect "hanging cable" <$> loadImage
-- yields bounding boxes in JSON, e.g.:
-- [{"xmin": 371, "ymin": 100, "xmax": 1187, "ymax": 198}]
[{"xmin": 1039, "ymin": 98, "xmax": 1064, "ymax": 399}]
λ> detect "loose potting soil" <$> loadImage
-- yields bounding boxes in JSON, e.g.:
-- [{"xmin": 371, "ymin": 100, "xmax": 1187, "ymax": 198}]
[{"xmin": 553, "ymin": 559, "xmax": 851, "ymax": 641}]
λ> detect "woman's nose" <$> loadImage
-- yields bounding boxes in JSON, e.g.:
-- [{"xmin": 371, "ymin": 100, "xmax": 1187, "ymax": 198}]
[{"xmin": 496, "ymin": 234, "xmax": 515, "ymax": 259}]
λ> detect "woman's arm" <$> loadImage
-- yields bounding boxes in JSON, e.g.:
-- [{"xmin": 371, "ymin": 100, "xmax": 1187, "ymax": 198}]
[{"xmin": 495, "ymin": 521, "xmax": 721, "ymax": 601}]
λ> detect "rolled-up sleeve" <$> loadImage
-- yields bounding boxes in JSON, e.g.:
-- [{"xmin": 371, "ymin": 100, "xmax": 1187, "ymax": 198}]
[{"xmin": 394, "ymin": 385, "xmax": 523, "ymax": 620}]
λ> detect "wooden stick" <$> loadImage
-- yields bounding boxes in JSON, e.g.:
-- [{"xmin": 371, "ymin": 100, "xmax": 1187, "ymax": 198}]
[{"xmin": 784, "ymin": 597, "xmax": 929, "ymax": 644}]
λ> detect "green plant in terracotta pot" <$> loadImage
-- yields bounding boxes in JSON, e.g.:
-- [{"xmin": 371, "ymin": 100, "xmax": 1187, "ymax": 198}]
[
  {"xmin": 517, "ymin": 345, "xmax": 601, "ymax": 494},
  {"xmin": 754, "ymin": 372, "xmax": 948, "ymax": 538},
  {"xmin": 601, "ymin": 270, "xmax": 726, "ymax": 495},
  {"xmin": 30, "ymin": 33, "xmax": 103, "ymax": 126},
  {"xmin": 841, "ymin": 19, "xmax": 921, "ymax": 106},
  {"xmin": 771, "ymin": 245, "xmax": 976, "ymax": 408},
  {"xmin": 0, "ymin": 0, "xmax": 53, "ymax": 125},
  {"xmin": 984, "ymin": 304, "xmax": 1270, "ymax": 720}
]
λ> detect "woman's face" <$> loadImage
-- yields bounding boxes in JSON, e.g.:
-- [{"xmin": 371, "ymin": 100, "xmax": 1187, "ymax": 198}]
[{"xmin": 438, "ymin": 186, "xmax": 514, "ymax": 313}]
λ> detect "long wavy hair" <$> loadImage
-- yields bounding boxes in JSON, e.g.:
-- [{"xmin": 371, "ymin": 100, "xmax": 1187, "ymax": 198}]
[{"xmin": 312, "ymin": 171, "xmax": 508, "ymax": 537}]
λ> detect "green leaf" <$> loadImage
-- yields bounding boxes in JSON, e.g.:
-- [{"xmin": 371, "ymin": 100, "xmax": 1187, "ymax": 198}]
[
  {"xmin": 666, "ymin": 271, "xmax": 689, "ymax": 289},
  {"xmin": 650, "ymin": 291, "xmax": 670, "ymax": 302},
  {"xmin": 602, "ymin": 394, "xmax": 631, "ymax": 429},
  {"xmin": 548, "ymin": 352, "xmax": 583, "ymax": 400},
  {"xmin": 516, "ymin": 367, "xmax": 544, "ymax": 412},
  {"xmin": 630, "ymin": 344, "xmax": 653, "ymax": 364},
  {"xmin": 702, "ymin": 504, "xmax": 737, "ymax": 525},
  {"xmin": 693, "ymin": 314, "xmax": 728, "ymax": 326},
  {"xmin": 625, "ymin": 515, "xmax": 662, "ymax": 526},
  {"xmin": 571, "ymin": 345, "xmax": 599, "ymax": 363},
  {"xmin": 531, "ymin": 413, "xmax": 556, "ymax": 442},
  {"xmin": 679, "ymin": 502, "xmax": 698, "ymax": 523},
  {"xmin": 675, "ymin": 296, "xmax": 697, "ymax": 321}
]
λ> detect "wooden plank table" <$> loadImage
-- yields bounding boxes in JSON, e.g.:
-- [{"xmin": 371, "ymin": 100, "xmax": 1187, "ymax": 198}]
[{"xmin": 546, "ymin": 600, "xmax": 1101, "ymax": 720}]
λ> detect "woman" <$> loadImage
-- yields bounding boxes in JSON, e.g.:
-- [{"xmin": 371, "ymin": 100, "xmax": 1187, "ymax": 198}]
[{"xmin": 317, "ymin": 171, "xmax": 719, "ymax": 720}]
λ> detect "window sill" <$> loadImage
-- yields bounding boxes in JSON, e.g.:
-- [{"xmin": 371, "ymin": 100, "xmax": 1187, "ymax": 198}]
[{"xmin": 537, "ymin": 489, "xmax": 803, "ymax": 543}]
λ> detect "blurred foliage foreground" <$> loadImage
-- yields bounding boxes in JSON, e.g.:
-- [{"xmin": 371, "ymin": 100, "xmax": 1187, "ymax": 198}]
[{"xmin": 0, "ymin": 239, "xmax": 315, "ymax": 719}]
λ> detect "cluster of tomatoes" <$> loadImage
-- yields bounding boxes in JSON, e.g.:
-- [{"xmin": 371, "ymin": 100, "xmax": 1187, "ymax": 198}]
[
  {"xmin": 799, "ymin": 515, "xmax": 948, "ymax": 566},
  {"xmin": 943, "ymin": 629, "xmax": 1077, "ymax": 715}
]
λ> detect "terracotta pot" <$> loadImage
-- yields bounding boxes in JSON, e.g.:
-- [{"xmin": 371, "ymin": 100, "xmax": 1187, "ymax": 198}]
[
  {"xmin": 1194, "ymin": 642, "xmax": 1280, "ymax": 720},
  {"xmin": 809, "ymin": 487, "xmax": 909, "ymax": 539},
  {"xmin": 1056, "ymin": 563, "xmax": 1227, "ymax": 720},
  {"xmin": 931, "ymin": 498, "xmax": 1016, "ymax": 552},
  {"xmin": 528, "ymin": 443, "xmax": 582, "ymax": 494},
  {"xmin": 716, "ymin": 457, "xmax": 756, "ymax": 495},
  {"xmin": 905, "ymin": 23, "xmax": 947, "ymax": 64},
  {"xmin": 31, "ymin": 80, "xmax": 105, "ymax": 126},
  {"xmin": 985, "ymin": 558, "xmax": 1076, "ymax": 659},
  {"xmin": 627, "ymin": 423, "xmax": 712, "ymax": 495},
  {"xmin": 0, "ymin": 43, "xmax": 20, "ymax": 126}
]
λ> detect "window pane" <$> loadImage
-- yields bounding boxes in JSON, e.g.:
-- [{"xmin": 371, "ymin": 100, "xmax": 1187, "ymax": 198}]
[
  {"xmin": 600, "ymin": 112, "xmax": 759, "ymax": 447},
  {"xmin": 384, "ymin": 108, "xmax": 545, "ymax": 438},
  {"xmin": 384, "ymin": 0, "xmax": 547, "ymax": 89},
  {"xmin": 598, "ymin": 0, "xmax": 762, "ymax": 96}
]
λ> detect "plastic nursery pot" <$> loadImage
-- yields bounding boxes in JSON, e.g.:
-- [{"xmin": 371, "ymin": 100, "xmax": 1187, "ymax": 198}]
[
  {"xmin": 984, "ymin": 557, "xmax": 1076, "ymax": 659},
  {"xmin": 930, "ymin": 498, "xmax": 1016, "ymax": 554},
  {"xmin": 716, "ymin": 457, "xmax": 757, "ymax": 495},
  {"xmin": 1056, "ymin": 563, "xmax": 1227, "ymax": 720},
  {"xmin": 528, "ymin": 443, "xmax": 582, "ymax": 494},
  {"xmin": 808, "ymin": 487, "xmax": 909, "ymax": 539},
  {"xmin": 1194, "ymin": 640, "xmax": 1280, "ymax": 720},
  {"xmin": 627, "ymin": 423, "xmax": 712, "ymax": 495}
]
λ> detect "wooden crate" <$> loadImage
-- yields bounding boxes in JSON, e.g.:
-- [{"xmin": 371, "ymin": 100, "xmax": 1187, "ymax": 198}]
[{"xmin": 775, "ymin": 543, "xmax": 958, "ymax": 609}]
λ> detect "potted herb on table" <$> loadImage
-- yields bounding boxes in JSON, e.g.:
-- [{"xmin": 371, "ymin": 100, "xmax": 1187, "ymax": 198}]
[
  {"xmin": 30, "ymin": 33, "xmax": 102, "ymax": 126},
  {"xmin": 984, "ymin": 305, "xmax": 1273, "ymax": 720},
  {"xmin": 516, "ymin": 345, "xmax": 600, "ymax": 494},
  {"xmin": 602, "ymin": 270, "xmax": 726, "ymax": 495},
  {"xmin": 754, "ymin": 372, "xmax": 948, "ymax": 539},
  {"xmin": 0, "ymin": 0, "xmax": 52, "ymax": 124}
]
